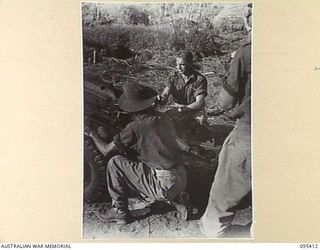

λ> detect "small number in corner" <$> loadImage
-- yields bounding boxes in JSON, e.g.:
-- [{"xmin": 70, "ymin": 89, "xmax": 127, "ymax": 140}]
[{"xmin": 299, "ymin": 244, "xmax": 319, "ymax": 249}]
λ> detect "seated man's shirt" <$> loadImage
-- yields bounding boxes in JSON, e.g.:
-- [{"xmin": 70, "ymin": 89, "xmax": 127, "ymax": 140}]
[
  {"xmin": 113, "ymin": 111, "xmax": 181, "ymax": 170},
  {"xmin": 167, "ymin": 69, "xmax": 208, "ymax": 106}
]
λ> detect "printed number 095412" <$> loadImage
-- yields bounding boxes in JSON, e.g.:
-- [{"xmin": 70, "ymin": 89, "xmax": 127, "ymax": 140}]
[{"xmin": 300, "ymin": 244, "xmax": 319, "ymax": 248}]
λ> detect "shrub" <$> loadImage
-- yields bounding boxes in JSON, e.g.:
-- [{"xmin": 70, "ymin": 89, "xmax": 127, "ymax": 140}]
[
  {"xmin": 83, "ymin": 24, "xmax": 173, "ymax": 53},
  {"xmin": 120, "ymin": 6, "xmax": 150, "ymax": 26},
  {"xmin": 183, "ymin": 28, "xmax": 223, "ymax": 56},
  {"xmin": 82, "ymin": 20, "xmax": 244, "ymax": 60}
]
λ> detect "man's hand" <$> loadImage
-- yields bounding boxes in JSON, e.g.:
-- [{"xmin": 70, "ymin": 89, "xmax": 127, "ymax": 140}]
[
  {"xmin": 84, "ymin": 125, "xmax": 116, "ymax": 157},
  {"xmin": 155, "ymin": 95, "xmax": 167, "ymax": 106},
  {"xmin": 84, "ymin": 125, "xmax": 91, "ymax": 137},
  {"xmin": 195, "ymin": 114, "xmax": 205, "ymax": 125},
  {"xmin": 84, "ymin": 126, "xmax": 98, "ymax": 138}
]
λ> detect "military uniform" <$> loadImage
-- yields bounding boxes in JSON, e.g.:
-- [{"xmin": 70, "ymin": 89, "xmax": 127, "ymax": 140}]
[
  {"xmin": 200, "ymin": 41, "xmax": 252, "ymax": 238},
  {"xmin": 108, "ymin": 110, "xmax": 187, "ymax": 210},
  {"xmin": 165, "ymin": 69, "xmax": 208, "ymax": 141},
  {"xmin": 91, "ymin": 83, "xmax": 188, "ymax": 224},
  {"xmin": 167, "ymin": 69, "xmax": 208, "ymax": 106}
]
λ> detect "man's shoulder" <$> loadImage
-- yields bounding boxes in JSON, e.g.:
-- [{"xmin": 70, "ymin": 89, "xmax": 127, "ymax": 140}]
[{"xmin": 193, "ymin": 70, "xmax": 207, "ymax": 82}]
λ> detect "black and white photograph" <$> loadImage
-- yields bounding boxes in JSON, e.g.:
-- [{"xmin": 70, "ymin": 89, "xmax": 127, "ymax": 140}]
[{"xmin": 82, "ymin": 2, "xmax": 252, "ymax": 239}]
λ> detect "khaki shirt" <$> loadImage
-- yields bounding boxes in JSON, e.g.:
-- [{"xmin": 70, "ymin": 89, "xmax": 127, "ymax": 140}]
[
  {"xmin": 113, "ymin": 111, "xmax": 181, "ymax": 170},
  {"xmin": 223, "ymin": 42, "xmax": 251, "ymax": 132},
  {"xmin": 167, "ymin": 69, "xmax": 208, "ymax": 105}
]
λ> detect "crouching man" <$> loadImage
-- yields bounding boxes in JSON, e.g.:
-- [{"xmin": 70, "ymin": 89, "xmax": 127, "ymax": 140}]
[{"xmin": 86, "ymin": 82, "xmax": 187, "ymax": 225}]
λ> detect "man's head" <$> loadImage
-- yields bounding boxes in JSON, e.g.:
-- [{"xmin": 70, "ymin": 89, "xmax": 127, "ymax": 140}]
[
  {"xmin": 176, "ymin": 50, "xmax": 193, "ymax": 75},
  {"xmin": 244, "ymin": 3, "xmax": 252, "ymax": 32}
]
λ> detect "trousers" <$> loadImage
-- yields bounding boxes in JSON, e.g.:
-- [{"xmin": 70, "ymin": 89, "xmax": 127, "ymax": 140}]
[
  {"xmin": 106, "ymin": 155, "xmax": 187, "ymax": 209},
  {"xmin": 200, "ymin": 128, "xmax": 252, "ymax": 238}
]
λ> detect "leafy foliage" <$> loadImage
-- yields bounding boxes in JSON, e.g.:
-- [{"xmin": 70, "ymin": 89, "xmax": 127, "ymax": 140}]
[{"xmin": 82, "ymin": 3, "xmax": 247, "ymax": 65}]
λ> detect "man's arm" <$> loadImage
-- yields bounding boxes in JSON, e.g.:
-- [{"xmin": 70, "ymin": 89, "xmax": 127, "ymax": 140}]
[
  {"xmin": 229, "ymin": 96, "xmax": 251, "ymax": 119},
  {"xmin": 218, "ymin": 88, "xmax": 237, "ymax": 111},
  {"xmin": 187, "ymin": 94, "xmax": 205, "ymax": 110},
  {"xmin": 218, "ymin": 88, "xmax": 251, "ymax": 119},
  {"xmin": 85, "ymin": 130, "xmax": 117, "ymax": 157},
  {"xmin": 172, "ymin": 94, "xmax": 205, "ymax": 110},
  {"xmin": 184, "ymin": 75, "xmax": 207, "ymax": 110},
  {"xmin": 160, "ymin": 86, "xmax": 170, "ymax": 105},
  {"xmin": 219, "ymin": 47, "xmax": 244, "ymax": 111}
]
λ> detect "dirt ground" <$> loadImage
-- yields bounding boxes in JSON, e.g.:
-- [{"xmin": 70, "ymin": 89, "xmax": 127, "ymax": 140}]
[
  {"xmin": 82, "ymin": 200, "xmax": 252, "ymax": 239},
  {"xmin": 83, "ymin": 203, "xmax": 206, "ymax": 239}
]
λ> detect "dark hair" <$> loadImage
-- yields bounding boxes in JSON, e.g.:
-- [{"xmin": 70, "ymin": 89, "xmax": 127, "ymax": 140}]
[
  {"xmin": 245, "ymin": 3, "xmax": 252, "ymax": 28},
  {"xmin": 176, "ymin": 50, "xmax": 193, "ymax": 64}
]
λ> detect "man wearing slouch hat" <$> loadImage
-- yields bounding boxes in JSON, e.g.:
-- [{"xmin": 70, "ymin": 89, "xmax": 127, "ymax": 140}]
[{"xmin": 86, "ymin": 82, "xmax": 187, "ymax": 224}]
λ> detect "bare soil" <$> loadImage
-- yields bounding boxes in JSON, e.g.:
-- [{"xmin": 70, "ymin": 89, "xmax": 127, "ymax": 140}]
[{"xmin": 83, "ymin": 203, "xmax": 205, "ymax": 239}]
